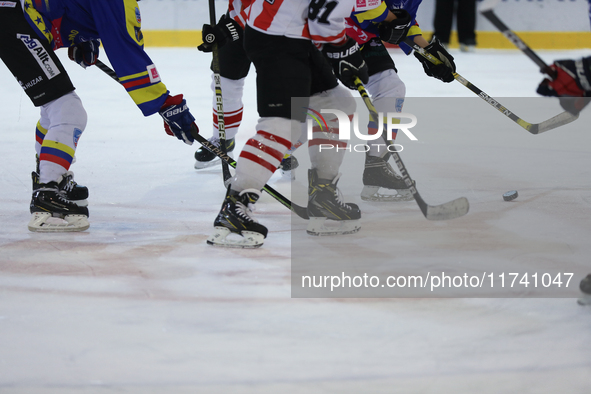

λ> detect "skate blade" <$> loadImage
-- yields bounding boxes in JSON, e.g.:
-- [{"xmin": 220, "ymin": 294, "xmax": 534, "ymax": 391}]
[
  {"xmin": 577, "ymin": 293, "xmax": 591, "ymax": 306},
  {"xmin": 306, "ymin": 217, "xmax": 361, "ymax": 236},
  {"xmin": 194, "ymin": 152, "xmax": 234, "ymax": 170},
  {"xmin": 361, "ymin": 186, "xmax": 414, "ymax": 202},
  {"xmin": 28, "ymin": 212, "xmax": 89, "ymax": 232},
  {"xmin": 206, "ymin": 227, "xmax": 264, "ymax": 248}
]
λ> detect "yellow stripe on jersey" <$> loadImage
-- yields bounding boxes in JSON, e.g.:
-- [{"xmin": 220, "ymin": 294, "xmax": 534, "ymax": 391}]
[
  {"xmin": 354, "ymin": 2, "xmax": 388, "ymax": 24},
  {"xmin": 127, "ymin": 82, "xmax": 168, "ymax": 106},
  {"xmin": 23, "ymin": 0, "xmax": 53, "ymax": 43},
  {"xmin": 118, "ymin": 70, "xmax": 149, "ymax": 82},
  {"xmin": 42, "ymin": 140, "xmax": 76, "ymax": 158},
  {"xmin": 124, "ymin": 0, "xmax": 144, "ymax": 46},
  {"xmin": 408, "ymin": 25, "xmax": 422, "ymax": 37}
]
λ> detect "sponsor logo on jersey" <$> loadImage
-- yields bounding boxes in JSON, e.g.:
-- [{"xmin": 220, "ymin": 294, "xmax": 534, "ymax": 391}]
[
  {"xmin": 135, "ymin": 7, "xmax": 141, "ymax": 24},
  {"xmin": 16, "ymin": 34, "xmax": 60, "ymax": 80},
  {"xmin": 355, "ymin": 0, "xmax": 380, "ymax": 11},
  {"xmin": 73, "ymin": 128, "xmax": 82, "ymax": 147},
  {"xmin": 20, "ymin": 76, "xmax": 43, "ymax": 90},
  {"xmin": 0, "ymin": 1, "xmax": 17, "ymax": 7},
  {"xmin": 147, "ymin": 64, "xmax": 161, "ymax": 83}
]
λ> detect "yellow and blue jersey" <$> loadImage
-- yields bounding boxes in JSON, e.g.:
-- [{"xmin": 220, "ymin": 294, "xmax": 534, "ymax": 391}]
[
  {"xmin": 349, "ymin": 0, "xmax": 423, "ymax": 54},
  {"xmin": 23, "ymin": 0, "xmax": 168, "ymax": 116}
]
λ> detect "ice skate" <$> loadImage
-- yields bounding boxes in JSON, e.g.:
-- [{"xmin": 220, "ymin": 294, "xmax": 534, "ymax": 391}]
[
  {"xmin": 28, "ymin": 182, "xmax": 90, "ymax": 232},
  {"xmin": 207, "ymin": 187, "xmax": 268, "ymax": 248},
  {"xmin": 194, "ymin": 137, "xmax": 235, "ymax": 169},
  {"xmin": 307, "ymin": 169, "xmax": 361, "ymax": 236},
  {"xmin": 32, "ymin": 170, "xmax": 89, "ymax": 206},
  {"xmin": 278, "ymin": 154, "xmax": 299, "ymax": 180},
  {"xmin": 361, "ymin": 153, "xmax": 413, "ymax": 202},
  {"xmin": 577, "ymin": 274, "xmax": 591, "ymax": 306}
]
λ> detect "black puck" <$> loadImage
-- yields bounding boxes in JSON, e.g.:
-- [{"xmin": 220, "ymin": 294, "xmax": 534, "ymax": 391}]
[{"xmin": 503, "ymin": 190, "xmax": 518, "ymax": 202}]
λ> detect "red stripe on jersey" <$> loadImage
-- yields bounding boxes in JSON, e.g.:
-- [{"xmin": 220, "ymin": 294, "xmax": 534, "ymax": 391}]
[
  {"xmin": 253, "ymin": 0, "xmax": 285, "ymax": 31},
  {"xmin": 39, "ymin": 154, "xmax": 71, "ymax": 170},
  {"xmin": 256, "ymin": 130, "xmax": 292, "ymax": 150},
  {"xmin": 240, "ymin": 151, "xmax": 278, "ymax": 173},
  {"xmin": 122, "ymin": 77, "xmax": 151, "ymax": 90},
  {"xmin": 309, "ymin": 30, "xmax": 347, "ymax": 44},
  {"xmin": 308, "ymin": 139, "xmax": 348, "ymax": 148},
  {"xmin": 245, "ymin": 139, "xmax": 284, "ymax": 162}
]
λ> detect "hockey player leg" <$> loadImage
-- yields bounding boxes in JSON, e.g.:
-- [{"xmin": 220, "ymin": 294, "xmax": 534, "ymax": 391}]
[
  {"xmin": 362, "ymin": 69, "xmax": 412, "ymax": 202},
  {"xmin": 307, "ymin": 87, "xmax": 361, "ymax": 235},
  {"xmin": 195, "ymin": 76, "xmax": 245, "ymax": 169},
  {"xmin": 30, "ymin": 92, "xmax": 90, "ymax": 231},
  {"xmin": 208, "ymin": 117, "xmax": 296, "ymax": 247}
]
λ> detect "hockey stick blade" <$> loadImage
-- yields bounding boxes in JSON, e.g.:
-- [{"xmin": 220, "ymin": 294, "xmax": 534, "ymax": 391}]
[
  {"xmin": 406, "ymin": 40, "xmax": 579, "ymax": 135},
  {"xmin": 93, "ymin": 60, "xmax": 309, "ymax": 220},
  {"xmin": 354, "ymin": 77, "xmax": 469, "ymax": 221}
]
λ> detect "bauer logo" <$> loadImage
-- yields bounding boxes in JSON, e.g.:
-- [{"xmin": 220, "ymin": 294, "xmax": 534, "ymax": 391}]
[
  {"xmin": 305, "ymin": 108, "xmax": 418, "ymax": 153},
  {"xmin": 16, "ymin": 34, "xmax": 60, "ymax": 80}
]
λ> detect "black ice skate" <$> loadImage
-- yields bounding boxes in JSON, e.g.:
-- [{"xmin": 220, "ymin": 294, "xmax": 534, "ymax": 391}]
[
  {"xmin": 194, "ymin": 137, "xmax": 235, "ymax": 169},
  {"xmin": 307, "ymin": 169, "xmax": 361, "ymax": 236},
  {"xmin": 577, "ymin": 274, "xmax": 591, "ymax": 306},
  {"xmin": 207, "ymin": 186, "xmax": 268, "ymax": 248},
  {"xmin": 278, "ymin": 154, "xmax": 299, "ymax": 180},
  {"xmin": 361, "ymin": 153, "xmax": 413, "ymax": 202},
  {"xmin": 28, "ymin": 182, "xmax": 90, "ymax": 232},
  {"xmin": 32, "ymin": 170, "xmax": 89, "ymax": 206}
]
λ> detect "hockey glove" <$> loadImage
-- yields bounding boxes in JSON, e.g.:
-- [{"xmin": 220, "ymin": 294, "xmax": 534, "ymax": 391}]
[
  {"xmin": 159, "ymin": 94, "xmax": 196, "ymax": 145},
  {"xmin": 378, "ymin": 9, "xmax": 412, "ymax": 45},
  {"xmin": 198, "ymin": 14, "xmax": 243, "ymax": 53},
  {"xmin": 68, "ymin": 39, "xmax": 100, "ymax": 69},
  {"xmin": 537, "ymin": 59, "xmax": 591, "ymax": 115},
  {"xmin": 323, "ymin": 38, "xmax": 369, "ymax": 90},
  {"xmin": 414, "ymin": 38, "xmax": 456, "ymax": 83}
]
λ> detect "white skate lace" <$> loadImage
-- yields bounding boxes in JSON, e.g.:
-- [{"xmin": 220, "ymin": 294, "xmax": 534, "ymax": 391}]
[
  {"xmin": 59, "ymin": 171, "xmax": 77, "ymax": 192},
  {"xmin": 330, "ymin": 174, "xmax": 351, "ymax": 210},
  {"xmin": 236, "ymin": 189, "xmax": 261, "ymax": 223}
]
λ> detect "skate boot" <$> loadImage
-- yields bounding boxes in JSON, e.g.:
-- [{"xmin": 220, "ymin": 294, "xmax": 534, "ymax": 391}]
[
  {"xmin": 194, "ymin": 137, "xmax": 235, "ymax": 169},
  {"xmin": 32, "ymin": 171, "xmax": 89, "ymax": 206},
  {"xmin": 361, "ymin": 153, "xmax": 413, "ymax": 202},
  {"xmin": 278, "ymin": 154, "xmax": 299, "ymax": 180},
  {"xmin": 307, "ymin": 169, "xmax": 361, "ymax": 236},
  {"xmin": 577, "ymin": 274, "xmax": 591, "ymax": 305},
  {"xmin": 28, "ymin": 182, "xmax": 90, "ymax": 232},
  {"xmin": 207, "ymin": 186, "xmax": 268, "ymax": 248}
]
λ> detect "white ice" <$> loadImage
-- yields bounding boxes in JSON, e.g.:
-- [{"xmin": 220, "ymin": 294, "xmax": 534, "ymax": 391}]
[{"xmin": 1, "ymin": 47, "xmax": 591, "ymax": 393}]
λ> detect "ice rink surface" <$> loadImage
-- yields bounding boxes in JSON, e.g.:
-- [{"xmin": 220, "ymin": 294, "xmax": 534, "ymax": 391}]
[{"xmin": 1, "ymin": 46, "xmax": 591, "ymax": 392}]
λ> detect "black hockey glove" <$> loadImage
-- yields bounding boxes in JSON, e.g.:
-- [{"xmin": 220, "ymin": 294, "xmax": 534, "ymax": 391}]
[
  {"xmin": 378, "ymin": 9, "xmax": 412, "ymax": 45},
  {"xmin": 414, "ymin": 38, "xmax": 456, "ymax": 83},
  {"xmin": 159, "ymin": 94, "xmax": 196, "ymax": 145},
  {"xmin": 536, "ymin": 58, "xmax": 591, "ymax": 114},
  {"xmin": 198, "ymin": 14, "xmax": 243, "ymax": 53},
  {"xmin": 323, "ymin": 38, "xmax": 369, "ymax": 90},
  {"xmin": 68, "ymin": 39, "xmax": 100, "ymax": 69}
]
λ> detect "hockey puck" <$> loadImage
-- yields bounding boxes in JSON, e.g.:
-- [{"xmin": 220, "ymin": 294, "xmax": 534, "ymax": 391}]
[{"xmin": 503, "ymin": 190, "xmax": 518, "ymax": 202}]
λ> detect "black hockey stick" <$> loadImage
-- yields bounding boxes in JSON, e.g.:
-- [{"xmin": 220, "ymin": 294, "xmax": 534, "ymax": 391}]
[
  {"xmin": 206, "ymin": 0, "xmax": 232, "ymax": 183},
  {"xmin": 94, "ymin": 59, "xmax": 310, "ymax": 220},
  {"xmin": 353, "ymin": 77, "xmax": 469, "ymax": 220},
  {"xmin": 480, "ymin": 8, "xmax": 556, "ymax": 78},
  {"xmin": 405, "ymin": 38, "xmax": 579, "ymax": 134}
]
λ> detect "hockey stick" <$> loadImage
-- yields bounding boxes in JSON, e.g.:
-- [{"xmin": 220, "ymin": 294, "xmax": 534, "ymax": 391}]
[
  {"xmin": 353, "ymin": 77, "xmax": 469, "ymax": 220},
  {"xmin": 405, "ymin": 39, "xmax": 579, "ymax": 134},
  {"xmin": 206, "ymin": 0, "xmax": 232, "ymax": 183},
  {"xmin": 93, "ymin": 59, "xmax": 310, "ymax": 220},
  {"xmin": 480, "ymin": 8, "xmax": 556, "ymax": 78}
]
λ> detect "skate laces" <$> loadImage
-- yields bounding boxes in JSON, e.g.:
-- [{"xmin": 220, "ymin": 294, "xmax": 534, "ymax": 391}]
[
  {"xmin": 236, "ymin": 189, "xmax": 261, "ymax": 222},
  {"xmin": 59, "ymin": 171, "xmax": 77, "ymax": 192},
  {"xmin": 329, "ymin": 174, "xmax": 350, "ymax": 210}
]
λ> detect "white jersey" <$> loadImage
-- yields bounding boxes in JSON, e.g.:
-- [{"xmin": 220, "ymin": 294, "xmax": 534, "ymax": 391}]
[
  {"xmin": 247, "ymin": 0, "xmax": 380, "ymax": 45},
  {"xmin": 229, "ymin": 0, "xmax": 252, "ymax": 29}
]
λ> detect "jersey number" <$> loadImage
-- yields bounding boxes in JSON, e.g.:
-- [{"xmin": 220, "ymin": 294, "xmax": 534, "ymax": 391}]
[{"xmin": 309, "ymin": 0, "xmax": 337, "ymax": 25}]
